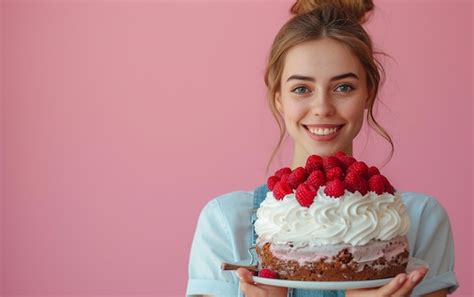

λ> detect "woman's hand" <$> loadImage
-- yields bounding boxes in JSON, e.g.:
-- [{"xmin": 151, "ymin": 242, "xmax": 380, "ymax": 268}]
[
  {"xmin": 346, "ymin": 267, "xmax": 428, "ymax": 297},
  {"xmin": 237, "ymin": 268, "xmax": 288, "ymax": 297}
]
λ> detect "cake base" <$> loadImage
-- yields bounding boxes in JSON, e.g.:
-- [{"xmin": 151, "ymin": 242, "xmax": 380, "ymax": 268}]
[{"xmin": 256, "ymin": 237, "xmax": 409, "ymax": 281}]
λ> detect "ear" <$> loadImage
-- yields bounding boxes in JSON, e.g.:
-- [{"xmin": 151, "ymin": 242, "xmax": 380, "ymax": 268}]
[{"xmin": 275, "ymin": 91, "xmax": 283, "ymax": 114}]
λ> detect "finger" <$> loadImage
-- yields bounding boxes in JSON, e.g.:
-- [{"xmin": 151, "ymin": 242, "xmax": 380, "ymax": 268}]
[
  {"xmin": 410, "ymin": 267, "xmax": 428, "ymax": 283},
  {"xmin": 392, "ymin": 268, "xmax": 428, "ymax": 297},
  {"xmin": 377, "ymin": 273, "xmax": 407, "ymax": 297},
  {"xmin": 258, "ymin": 283, "xmax": 288, "ymax": 293},
  {"xmin": 345, "ymin": 288, "xmax": 379, "ymax": 297},
  {"xmin": 237, "ymin": 268, "xmax": 255, "ymax": 284},
  {"xmin": 240, "ymin": 282, "xmax": 265, "ymax": 296}
]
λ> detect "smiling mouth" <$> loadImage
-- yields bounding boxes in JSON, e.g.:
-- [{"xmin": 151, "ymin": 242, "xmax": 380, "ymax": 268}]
[{"xmin": 304, "ymin": 125, "xmax": 343, "ymax": 136}]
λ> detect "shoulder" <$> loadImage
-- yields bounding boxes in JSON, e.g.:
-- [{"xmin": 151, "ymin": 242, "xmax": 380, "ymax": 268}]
[
  {"xmin": 190, "ymin": 190, "xmax": 254, "ymax": 250},
  {"xmin": 400, "ymin": 191, "xmax": 451, "ymax": 239},
  {"xmin": 193, "ymin": 190, "xmax": 255, "ymax": 262},
  {"xmin": 199, "ymin": 190, "xmax": 254, "ymax": 218},
  {"xmin": 400, "ymin": 191, "xmax": 454, "ymax": 254},
  {"xmin": 214, "ymin": 190, "xmax": 254, "ymax": 207},
  {"xmin": 400, "ymin": 191, "xmax": 442, "ymax": 207},
  {"xmin": 400, "ymin": 191, "xmax": 449, "ymax": 221},
  {"xmin": 197, "ymin": 190, "xmax": 254, "ymax": 234}
]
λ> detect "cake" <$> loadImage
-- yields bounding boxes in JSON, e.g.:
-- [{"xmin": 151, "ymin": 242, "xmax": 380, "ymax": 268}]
[{"xmin": 254, "ymin": 152, "xmax": 410, "ymax": 281}]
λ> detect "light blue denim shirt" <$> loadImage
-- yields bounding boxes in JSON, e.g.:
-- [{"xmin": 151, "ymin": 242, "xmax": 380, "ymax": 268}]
[{"xmin": 186, "ymin": 190, "xmax": 458, "ymax": 297}]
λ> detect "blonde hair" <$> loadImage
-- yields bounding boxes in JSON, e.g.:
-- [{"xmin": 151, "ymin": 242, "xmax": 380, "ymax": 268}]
[{"xmin": 265, "ymin": 0, "xmax": 393, "ymax": 172}]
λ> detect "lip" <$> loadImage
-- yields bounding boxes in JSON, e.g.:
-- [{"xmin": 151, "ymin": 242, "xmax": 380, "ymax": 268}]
[{"xmin": 303, "ymin": 124, "xmax": 344, "ymax": 142}]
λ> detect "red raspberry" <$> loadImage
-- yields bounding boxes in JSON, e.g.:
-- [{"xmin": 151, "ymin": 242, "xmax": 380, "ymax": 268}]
[
  {"xmin": 344, "ymin": 171, "xmax": 369, "ymax": 195},
  {"xmin": 288, "ymin": 167, "xmax": 307, "ymax": 189},
  {"xmin": 355, "ymin": 181, "xmax": 369, "ymax": 195},
  {"xmin": 347, "ymin": 161, "xmax": 369, "ymax": 179},
  {"xmin": 272, "ymin": 180, "xmax": 293, "ymax": 200},
  {"xmin": 338, "ymin": 155, "xmax": 356, "ymax": 171},
  {"xmin": 258, "ymin": 268, "xmax": 278, "ymax": 279},
  {"xmin": 306, "ymin": 170, "xmax": 326, "ymax": 189},
  {"xmin": 368, "ymin": 166, "xmax": 381, "ymax": 177},
  {"xmin": 380, "ymin": 175, "xmax": 395, "ymax": 194},
  {"xmin": 324, "ymin": 179, "xmax": 345, "ymax": 198},
  {"xmin": 275, "ymin": 167, "xmax": 292, "ymax": 178},
  {"xmin": 296, "ymin": 183, "xmax": 317, "ymax": 207},
  {"xmin": 279, "ymin": 173, "xmax": 290, "ymax": 185},
  {"xmin": 267, "ymin": 175, "xmax": 280, "ymax": 191},
  {"xmin": 305, "ymin": 155, "xmax": 323, "ymax": 174},
  {"xmin": 368, "ymin": 175, "xmax": 385, "ymax": 194},
  {"xmin": 326, "ymin": 166, "xmax": 344, "ymax": 181},
  {"xmin": 335, "ymin": 151, "xmax": 346, "ymax": 158},
  {"xmin": 323, "ymin": 156, "xmax": 342, "ymax": 172},
  {"xmin": 344, "ymin": 171, "xmax": 358, "ymax": 188}
]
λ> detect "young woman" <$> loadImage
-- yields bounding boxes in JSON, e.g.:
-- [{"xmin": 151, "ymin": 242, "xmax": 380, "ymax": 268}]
[{"xmin": 186, "ymin": 1, "xmax": 458, "ymax": 296}]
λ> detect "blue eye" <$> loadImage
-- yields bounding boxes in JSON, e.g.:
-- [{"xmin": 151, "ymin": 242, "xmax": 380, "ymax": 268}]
[
  {"xmin": 335, "ymin": 84, "xmax": 354, "ymax": 93},
  {"xmin": 292, "ymin": 86, "xmax": 311, "ymax": 94}
]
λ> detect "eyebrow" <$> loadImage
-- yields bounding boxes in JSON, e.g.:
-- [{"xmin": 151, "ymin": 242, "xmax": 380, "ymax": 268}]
[
  {"xmin": 286, "ymin": 75, "xmax": 315, "ymax": 82},
  {"xmin": 286, "ymin": 72, "xmax": 359, "ymax": 82}
]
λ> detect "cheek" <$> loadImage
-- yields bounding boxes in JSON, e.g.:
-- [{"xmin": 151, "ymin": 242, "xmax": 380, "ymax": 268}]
[
  {"xmin": 337, "ymin": 101, "xmax": 365, "ymax": 126},
  {"xmin": 345, "ymin": 105, "xmax": 365, "ymax": 129},
  {"xmin": 282, "ymin": 100, "xmax": 307, "ymax": 122}
]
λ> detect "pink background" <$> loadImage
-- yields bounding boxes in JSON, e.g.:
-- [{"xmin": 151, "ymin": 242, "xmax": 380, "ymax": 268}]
[{"xmin": 0, "ymin": 0, "xmax": 472, "ymax": 296}]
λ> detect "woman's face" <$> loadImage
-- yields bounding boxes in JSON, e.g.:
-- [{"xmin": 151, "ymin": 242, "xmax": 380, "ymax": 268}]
[{"xmin": 275, "ymin": 38, "xmax": 369, "ymax": 159}]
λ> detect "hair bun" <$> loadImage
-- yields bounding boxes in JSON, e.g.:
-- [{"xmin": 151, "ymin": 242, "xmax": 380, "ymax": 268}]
[{"xmin": 290, "ymin": 0, "xmax": 374, "ymax": 23}]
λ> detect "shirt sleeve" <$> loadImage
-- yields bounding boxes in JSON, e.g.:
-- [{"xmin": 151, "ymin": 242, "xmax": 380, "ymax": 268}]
[
  {"xmin": 410, "ymin": 197, "xmax": 459, "ymax": 296},
  {"xmin": 186, "ymin": 199, "xmax": 240, "ymax": 297}
]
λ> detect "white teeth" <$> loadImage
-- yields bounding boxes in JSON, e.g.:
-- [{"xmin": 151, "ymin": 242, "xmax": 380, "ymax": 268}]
[{"xmin": 308, "ymin": 127, "xmax": 338, "ymax": 136}]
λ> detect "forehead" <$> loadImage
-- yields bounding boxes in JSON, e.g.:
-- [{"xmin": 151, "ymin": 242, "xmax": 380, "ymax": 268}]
[{"xmin": 282, "ymin": 38, "xmax": 364, "ymax": 80}]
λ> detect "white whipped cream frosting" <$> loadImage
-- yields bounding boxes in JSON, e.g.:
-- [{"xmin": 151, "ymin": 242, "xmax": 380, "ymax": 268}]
[{"xmin": 255, "ymin": 187, "xmax": 410, "ymax": 247}]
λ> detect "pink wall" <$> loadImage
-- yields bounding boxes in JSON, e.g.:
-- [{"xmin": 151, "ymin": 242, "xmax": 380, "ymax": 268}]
[
  {"xmin": 1, "ymin": 0, "xmax": 3, "ymax": 292},
  {"xmin": 1, "ymin": 1, "xmax": 472, "ymax": 296}
]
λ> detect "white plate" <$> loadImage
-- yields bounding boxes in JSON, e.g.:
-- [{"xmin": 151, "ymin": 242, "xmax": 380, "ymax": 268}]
[{"xmin": 252, "ymin": 257, "xmax": 428, "ymax": 290}]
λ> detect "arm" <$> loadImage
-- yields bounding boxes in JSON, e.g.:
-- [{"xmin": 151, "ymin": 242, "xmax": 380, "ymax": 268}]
[
  {"xmin": 186, "ymin": 199, "xmax": 240, "ymax": 296},
  {"xmin": 408, "ymin": 196, "xmax": 458, "ymax": 295}
]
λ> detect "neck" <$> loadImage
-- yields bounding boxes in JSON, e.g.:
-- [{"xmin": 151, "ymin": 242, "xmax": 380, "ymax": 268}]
[{"xmin": 291, "ymin": 146, "xmax": 308, "ymax": 169}]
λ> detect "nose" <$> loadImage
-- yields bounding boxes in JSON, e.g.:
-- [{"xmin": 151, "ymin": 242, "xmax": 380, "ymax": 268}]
[{"xmin": 310, "ymin": 89, "xmax": 335, "ymax": 117}]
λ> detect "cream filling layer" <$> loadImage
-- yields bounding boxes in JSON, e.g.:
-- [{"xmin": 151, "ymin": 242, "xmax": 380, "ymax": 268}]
[{"xmin": 259, "ymin": 236, "xmax": 409, "ymax": 272}]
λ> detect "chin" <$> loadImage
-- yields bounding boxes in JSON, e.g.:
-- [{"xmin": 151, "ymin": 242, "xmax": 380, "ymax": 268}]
[
  {"xmin": 307, "ymin": 142, "xmax": 351, "ymax": 157},
  {"xmin": 307, "ymin": 146, "xmax": 337, "ymax": 157}
]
